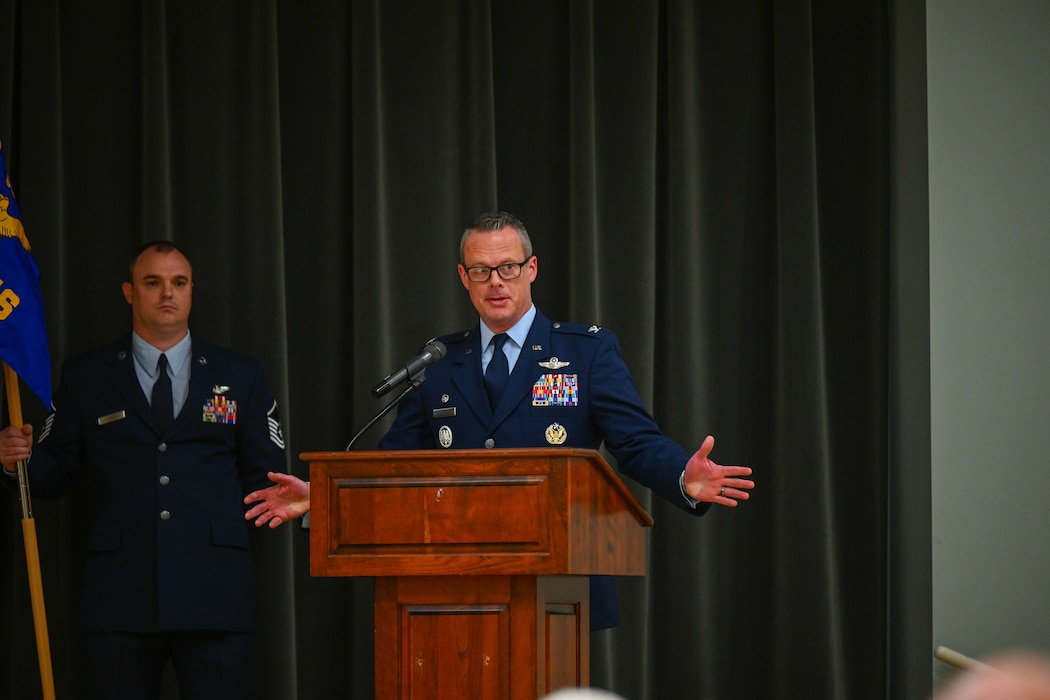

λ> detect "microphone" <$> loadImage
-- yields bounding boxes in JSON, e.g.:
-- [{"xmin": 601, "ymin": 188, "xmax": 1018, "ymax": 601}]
[
  {"xmin": 346, "ymin": 340, "xmax": 447, "ymax": 450},
  {"xmin": 371, "ymin": 340, "xmax": 447, "ymax": 398}
]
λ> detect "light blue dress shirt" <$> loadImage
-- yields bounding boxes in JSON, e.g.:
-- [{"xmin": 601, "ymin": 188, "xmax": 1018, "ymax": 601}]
[
  {"xmin": 480, "ymin": 304, "xmax": 536, "ymax": 375},
  {"xmin": 131, "ymin": 330, "xmax": 192, "ymax": 419}
]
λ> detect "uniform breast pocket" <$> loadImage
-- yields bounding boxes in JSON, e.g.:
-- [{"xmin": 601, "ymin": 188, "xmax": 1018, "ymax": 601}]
[
  {"xmin": 530, "ymin": 373, "xmax": 580, "ymax": 408},
  {"xmin": 529, "ymin": 405, "xmax": 580, "ymax": 446},
  {"xmin": 198, "ymin": 396, "xmax": 240, "ymax": 445},
  {"xmin": 201, "ymin": 395, "xmax": 239, "ymax": 426},
  {"xmin": 86, "ymin": 410, "xmax": 142, "ymax": 451},
  {"xmin": 432, "ymin": 421, "xmax": 456, "ymax": 448}
]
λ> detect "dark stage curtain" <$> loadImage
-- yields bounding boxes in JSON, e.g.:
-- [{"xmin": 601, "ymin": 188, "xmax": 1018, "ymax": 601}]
[{"xmin": 0, "ymin": 1, "xmax": 930, "ymax": 698}]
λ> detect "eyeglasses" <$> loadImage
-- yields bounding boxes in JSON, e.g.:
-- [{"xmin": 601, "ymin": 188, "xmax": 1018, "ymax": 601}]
[{"xmin": 463, "ymin": 259, "xmax": 531, "ymax": 283}]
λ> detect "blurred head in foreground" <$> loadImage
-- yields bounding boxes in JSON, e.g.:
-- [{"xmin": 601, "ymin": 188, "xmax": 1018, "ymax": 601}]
[{"xmin": 935, "ymin": 650, "xmax": 1050, "ymax": 700}]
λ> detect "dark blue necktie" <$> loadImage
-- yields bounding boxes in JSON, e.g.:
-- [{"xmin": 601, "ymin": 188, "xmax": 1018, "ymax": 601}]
[
  {"xmin": 485, "ymin": 333, "xmax": 509, "ymax": 409},
  {"xmin": 152, "ymin": 353, "xmax": 174, "ymax": 431}
]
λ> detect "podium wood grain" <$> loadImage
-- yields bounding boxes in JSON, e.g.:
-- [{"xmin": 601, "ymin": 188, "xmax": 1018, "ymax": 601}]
[{"xmin": 303, "ymin": 448, "xmax": 652, "ymax": 699}]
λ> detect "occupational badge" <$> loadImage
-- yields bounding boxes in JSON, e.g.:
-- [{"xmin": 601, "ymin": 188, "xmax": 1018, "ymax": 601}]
[
  {"xmin": 545, "ymin": 422, "xmax": 568, "ymax": 445},
  {"xmin": 439, "ymin": 425, "xmax": 453, "ymax": 448},
  {"xmin": 538, "ymin": 357, "xmax": 570, "ymax": 370}
]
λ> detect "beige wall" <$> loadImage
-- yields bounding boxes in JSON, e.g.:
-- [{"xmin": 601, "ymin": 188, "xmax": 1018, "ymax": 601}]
[{"xmin": 928, "ymin": 0, "xmax": 1050, "ymax": 686}]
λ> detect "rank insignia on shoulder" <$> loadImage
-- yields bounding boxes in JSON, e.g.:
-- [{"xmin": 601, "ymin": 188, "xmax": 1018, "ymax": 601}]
[
  {"xmin": 545, "ymin": 422, "xmax": 568, "ymax": 445},
  {"xmin": 588, "ymin": 325, "xmax": 602, "ymax": 333},
  {"xmin": 538, "ymin": 357, "xmax": 570, "ymax": 370}
]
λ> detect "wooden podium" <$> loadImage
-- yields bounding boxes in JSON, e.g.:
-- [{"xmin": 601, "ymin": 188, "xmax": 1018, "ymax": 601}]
[{"xmin": 302, "ymin": 448, "xmax": 653, "ymax": 700}]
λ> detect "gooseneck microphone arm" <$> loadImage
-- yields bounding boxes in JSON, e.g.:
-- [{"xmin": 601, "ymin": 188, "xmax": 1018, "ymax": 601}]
[
  {"xmin": 347, "ymin": 339, "xmax": 446, "ymax": 450},
  {"xmin": 345, "ymin": 369, "xmax": 427, "ymax": 451}
]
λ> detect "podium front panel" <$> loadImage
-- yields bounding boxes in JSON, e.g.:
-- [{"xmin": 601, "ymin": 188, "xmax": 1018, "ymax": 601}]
[{"xmin": 305, "ymin": 448, "xmax": 650, "ymax": 577}]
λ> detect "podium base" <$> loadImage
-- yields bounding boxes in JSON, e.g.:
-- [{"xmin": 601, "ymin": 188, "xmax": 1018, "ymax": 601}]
[{"xmin": 374, "ymin": 575, "xmax": 590, "ymax": 700}]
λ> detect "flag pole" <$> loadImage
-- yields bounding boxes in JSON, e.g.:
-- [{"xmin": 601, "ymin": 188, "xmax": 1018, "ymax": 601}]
[{"xmin": 3, "ymin": 361, "xmax": 57, "ymax": 700}]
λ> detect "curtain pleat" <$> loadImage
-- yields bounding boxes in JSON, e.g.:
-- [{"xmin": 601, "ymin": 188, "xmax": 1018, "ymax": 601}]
[{"xmin": 0, "ymin": 1, "xmax": 924, "ymax": 698}]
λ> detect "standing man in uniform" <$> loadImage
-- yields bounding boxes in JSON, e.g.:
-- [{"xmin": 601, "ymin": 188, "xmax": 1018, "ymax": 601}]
[
  {"xmin": 245, "ymin": 211, "xmax": 753, "ymax": 629},
  {"xmin": 1, "ymin": 241, "xmax": 287, "ymax": 699}
]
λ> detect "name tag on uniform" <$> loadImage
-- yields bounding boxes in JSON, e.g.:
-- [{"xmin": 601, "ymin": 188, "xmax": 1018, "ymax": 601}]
[
  {"xmin": 97, "ymin": 410, "xmax": 126, "ymax": 426},
  {"xmin": 433, "ymin": 407, "xmax": 457, "ymax": 419}
]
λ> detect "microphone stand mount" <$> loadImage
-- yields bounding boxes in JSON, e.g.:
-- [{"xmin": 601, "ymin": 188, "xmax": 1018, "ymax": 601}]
[{"xmin": 345, "ymin": 371, "xmax": 427, "ymax": 451}]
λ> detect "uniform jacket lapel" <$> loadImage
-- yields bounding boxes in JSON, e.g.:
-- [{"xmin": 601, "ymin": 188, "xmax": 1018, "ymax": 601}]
[
  {"xmin": 448, "ymin": 313, "xmax": 555, "ymax": 428},
  {"xmin": 108, "ymin": 337, "xmax": 218, "ymax": 436},
  {"xmin": 107, "ymin": 337, "xmax": 156, "ymax": 430},
  {"xmin": 178, "ymin": 342, "xmax": 218, "ymax": 433},
  {"xmin": 490, "ymin": 313, "xmax": 552, "ymax": 426},
  {"xmin": 449, "ymin": 328, "xmax": 491, "ymax": 421}
]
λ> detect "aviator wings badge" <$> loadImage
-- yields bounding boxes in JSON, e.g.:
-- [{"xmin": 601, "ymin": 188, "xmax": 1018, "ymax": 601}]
[{"xmin": 538, "ymin": 356, "xmax": 570, "ymax": 370}]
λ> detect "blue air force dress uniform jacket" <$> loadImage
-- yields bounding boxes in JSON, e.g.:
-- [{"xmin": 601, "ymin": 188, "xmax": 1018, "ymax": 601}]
[
  {"xmin": 23, "ymin": 336, "xmax": 286, "ymax": 633},
  {"xmin": 378, "ymin": 310, "xmax": 710, "ymax": 630}
]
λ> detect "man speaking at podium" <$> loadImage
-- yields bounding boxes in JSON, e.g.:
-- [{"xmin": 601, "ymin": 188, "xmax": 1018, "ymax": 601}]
[{"xmin": 245, "ymin": 211, "xmax": 754, "ymax": 630}]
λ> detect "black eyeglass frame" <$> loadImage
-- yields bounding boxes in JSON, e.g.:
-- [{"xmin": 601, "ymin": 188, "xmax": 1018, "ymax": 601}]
[{"xmin": 462, "ymin": 258, "xmax": 532, "ymax": 283}]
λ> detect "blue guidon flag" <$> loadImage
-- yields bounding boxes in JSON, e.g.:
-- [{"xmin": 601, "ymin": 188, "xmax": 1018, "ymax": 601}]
[{"xmin": 0, "ymin": 139, "xmax": 52, "ymax": 408}]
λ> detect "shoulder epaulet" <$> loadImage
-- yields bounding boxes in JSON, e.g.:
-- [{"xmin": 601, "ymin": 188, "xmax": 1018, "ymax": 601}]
[
  {"xmin": 550, "ymin": 321, "xmax": 611, "ymax": 339},
  {"xmin": 431, "ymin": 328, "xmax": 475, "ymax": 347}
]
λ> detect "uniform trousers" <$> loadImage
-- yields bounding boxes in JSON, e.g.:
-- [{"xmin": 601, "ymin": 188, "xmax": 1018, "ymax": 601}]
[{"xmin": 81, "ymin": 630, "xmax": 254, "ymax": 700}]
